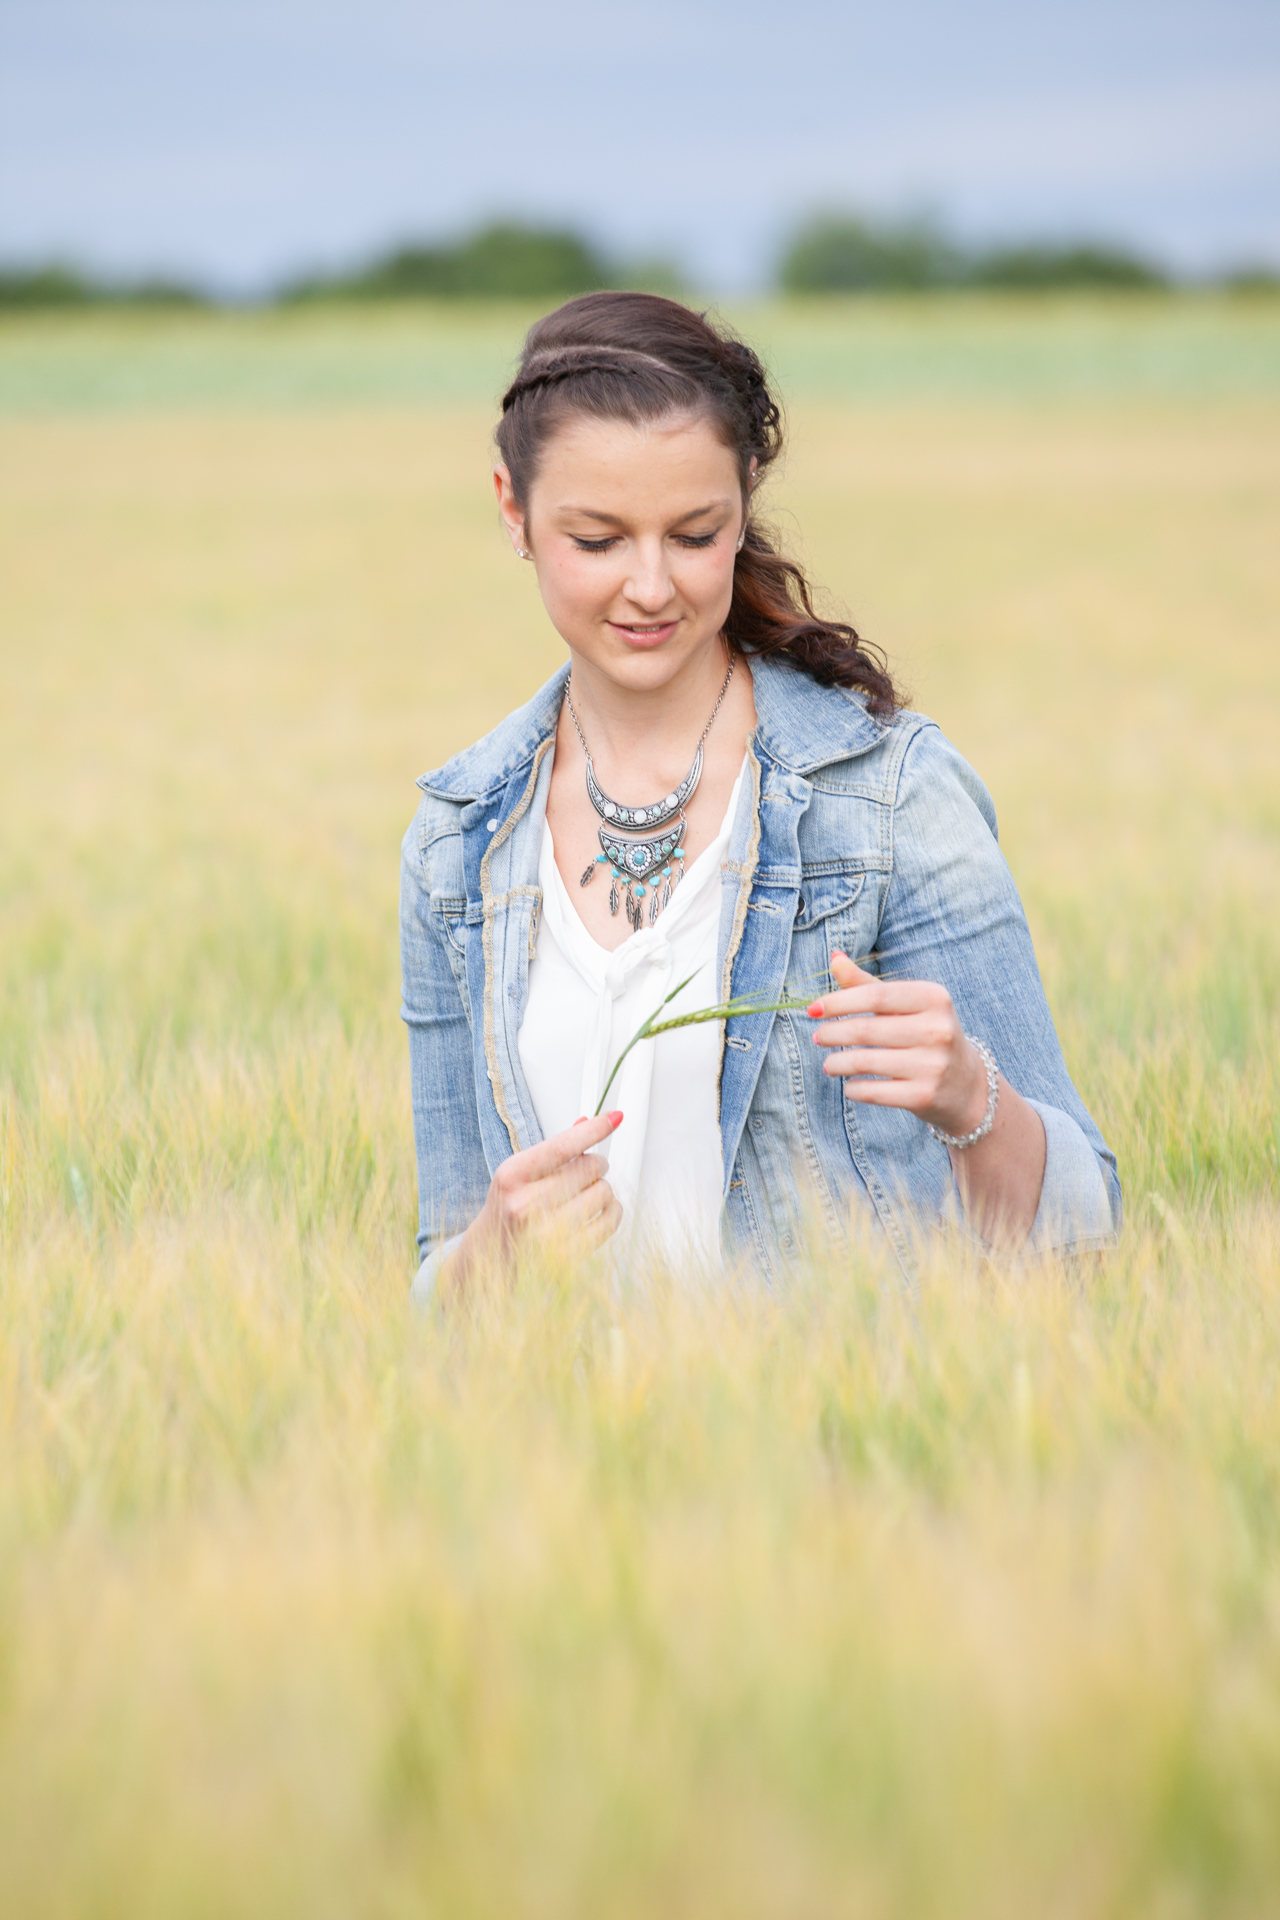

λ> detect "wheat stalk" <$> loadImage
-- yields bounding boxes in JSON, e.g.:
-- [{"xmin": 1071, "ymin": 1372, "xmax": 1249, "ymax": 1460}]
[{"xmin": 591, "ymin": 956, "xmax": 888, "ymax": 1116}]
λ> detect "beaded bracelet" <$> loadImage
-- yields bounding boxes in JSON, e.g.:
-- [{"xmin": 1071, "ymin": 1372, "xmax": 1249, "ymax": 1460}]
[{"xmin": 926, "ymin": 1036, "xmax": 1000, "ymax": 1150}]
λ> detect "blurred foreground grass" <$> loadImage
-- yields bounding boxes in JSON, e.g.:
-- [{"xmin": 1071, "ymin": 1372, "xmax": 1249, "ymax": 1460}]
[{"xmin": 1, "ymin": 298, "xmax": 1279, "ymax": 1916}]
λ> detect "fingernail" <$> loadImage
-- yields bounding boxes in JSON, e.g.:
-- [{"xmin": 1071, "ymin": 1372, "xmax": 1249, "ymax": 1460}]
[
  {"xmin": 607, "ymin": 1110, "xmax": 624, "ymax": 1129},
  {"xmin": 573, "ymin": 1116, "xmax": 587, "ymax": 1125},
  {"xmin": 806, "ymin": 1001, "xmax": 823, "ymax": 1017},
  {"xmin": 831, "ymin": 950, "xmax": 847, "ymax": 961}
]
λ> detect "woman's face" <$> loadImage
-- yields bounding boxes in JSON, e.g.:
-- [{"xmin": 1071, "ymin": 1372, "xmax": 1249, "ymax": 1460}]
[{"xmin": 494, "ymin": 410, "xmax": 747, "ymax": 693}]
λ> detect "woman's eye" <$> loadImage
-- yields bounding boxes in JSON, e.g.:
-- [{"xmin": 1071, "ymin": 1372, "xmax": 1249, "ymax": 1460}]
[{"xmin": 570, "ymin": 530, "xmax": 719, "ymax": 553}]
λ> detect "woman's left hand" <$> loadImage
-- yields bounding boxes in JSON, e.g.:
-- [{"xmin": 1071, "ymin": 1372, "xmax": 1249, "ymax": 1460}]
[{"xmin": 807, "ymin": 950, "xmax": 989, "ymax": 1136}]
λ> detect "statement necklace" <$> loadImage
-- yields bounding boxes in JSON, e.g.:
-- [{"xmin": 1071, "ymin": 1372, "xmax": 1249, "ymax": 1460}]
[{"xmin": 565, "ymin": 655, "xmax": 736, "ymax": 930}]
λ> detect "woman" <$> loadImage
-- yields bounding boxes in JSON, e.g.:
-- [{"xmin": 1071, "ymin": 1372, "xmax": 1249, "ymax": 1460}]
[{"xmin": 401, "ymin": 292, "xmax": 1120, "ymax": 1298}]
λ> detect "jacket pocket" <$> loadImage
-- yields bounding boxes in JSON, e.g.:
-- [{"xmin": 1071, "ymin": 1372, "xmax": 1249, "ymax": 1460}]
[
  {"xmin": 790, "ymin": 868, "xmax": 873, "ymax": 993},
  {"xmin": 431, "ymin": 895, "xmax": 471, "ymax": 960},
  {"xmin": 794, "ymin": 867, "xmax": 866, "ymax": 932}
]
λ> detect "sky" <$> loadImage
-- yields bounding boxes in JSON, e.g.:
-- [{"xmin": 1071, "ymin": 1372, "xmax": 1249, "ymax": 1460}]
[{"xmin": 2, "ymin": 0, "xmax": 1278, "ymax": 292}]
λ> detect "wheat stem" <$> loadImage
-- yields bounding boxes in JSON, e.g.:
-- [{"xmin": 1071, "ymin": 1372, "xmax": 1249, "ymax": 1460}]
[{"xmin": 590, "ymin": 954, "xmax": 893, "ymax": 1116}]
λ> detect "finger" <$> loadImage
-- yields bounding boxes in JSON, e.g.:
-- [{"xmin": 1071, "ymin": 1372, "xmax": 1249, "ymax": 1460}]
[
  {"xmin": 537, "ymin": 1179, "xmax": 621, "ymax": 1252},
  {"xmin": 804, "ymin": 951, "xmax": 874, "ymax": 1018},
  {"xmin": 510, "ymin": 1111, "xmax": 623, "ymax": 1184},
  {"xmin": 557, "ymin": 1177, "xmax": 617, "ymax": 1232},
  {"xmin": 812, "ymin": 1011, "xmax": 956, "ymax": 1051},
  {"xmin": 808, "ymin": 979, "xmax": 949, "ymax": 1020},
  {"xmin": 841, "ymin": 1076, "xmax": 941, "ymax": 1109},
  {"xmin": 524, "ymin": 1152, "xmax": 608, "ymax": 1216},
  {"xmin": 581, "ymin": 1192, "xmax": 624, "ymax": 1250},
  {"xmin": 822, "ymin": 1047, "xmax": 927, "ymax": 1081},
  {"xmin": 831, "ymin": 950, "xmax": 876, "ymax": 990}
]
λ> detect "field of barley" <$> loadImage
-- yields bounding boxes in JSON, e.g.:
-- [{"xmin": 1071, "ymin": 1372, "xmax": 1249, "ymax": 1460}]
[{"xmin": 1, "ymin": 293, "xmax": 1278, "ymax": 1918}]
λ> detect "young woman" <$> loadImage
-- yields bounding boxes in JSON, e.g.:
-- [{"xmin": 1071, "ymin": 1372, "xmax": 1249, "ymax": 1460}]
[{"xmin": 401, "ymin": 293, "xmax": 1120, "ymax": 1299}]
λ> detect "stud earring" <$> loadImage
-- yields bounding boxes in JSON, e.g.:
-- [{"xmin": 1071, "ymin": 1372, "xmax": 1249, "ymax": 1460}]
[
  {"xmin": 735, "ymin": 531, "xmax": 746, "ymax": 552},
  {"xmin": 515, "ymin": 545, "xmax": 532, "ymax": 561}
]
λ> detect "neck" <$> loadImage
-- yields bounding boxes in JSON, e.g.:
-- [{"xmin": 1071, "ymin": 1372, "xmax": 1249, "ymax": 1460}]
[{"xmin": 566, "ymin": 638, "xmax": 735, "ymax": 769}]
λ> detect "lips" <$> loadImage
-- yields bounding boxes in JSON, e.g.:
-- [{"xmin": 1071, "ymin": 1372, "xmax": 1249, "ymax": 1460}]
[{"xmin": 609, "ymin": 620, "xmax": 679, "ymax": 648}]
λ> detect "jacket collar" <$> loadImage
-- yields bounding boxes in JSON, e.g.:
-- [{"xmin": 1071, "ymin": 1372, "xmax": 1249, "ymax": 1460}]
[
  {"xmin": 749, "ymin": 653, "xmax": 890, "ymax": 770},
  {"xmin": 418, "ymin": 664, "xmax": 570, "ymax": 801},
  {"xmin": 418, "ymin": 653, "xmax": 889, "ymax": 801}
]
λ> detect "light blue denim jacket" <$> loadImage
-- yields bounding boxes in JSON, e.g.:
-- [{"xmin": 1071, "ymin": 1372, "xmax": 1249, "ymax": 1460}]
[{"xmin": 401, "ymin": 655, "xmax": 1121, "ymax": 1295}]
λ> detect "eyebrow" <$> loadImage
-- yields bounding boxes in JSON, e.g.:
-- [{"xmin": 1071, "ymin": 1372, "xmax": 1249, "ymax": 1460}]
[{"xmin": 561, "ymin": 499, "xmax": 733, "ymax": 527}]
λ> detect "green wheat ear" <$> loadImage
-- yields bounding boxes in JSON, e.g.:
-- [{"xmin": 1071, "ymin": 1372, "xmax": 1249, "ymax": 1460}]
[{"xmin": 591, "ymin": 953, "xmax": 890, "ymax": 1116}]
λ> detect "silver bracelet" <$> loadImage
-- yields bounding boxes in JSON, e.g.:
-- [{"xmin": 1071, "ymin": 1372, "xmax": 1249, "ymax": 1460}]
[{"xmin": 926, "ymin": 1037, "xmax": 999, "ymax": 1150}]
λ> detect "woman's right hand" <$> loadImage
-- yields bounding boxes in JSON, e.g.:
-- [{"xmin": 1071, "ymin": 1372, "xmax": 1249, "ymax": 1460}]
[{"xmin": 440, "ymin": 1111, "xmax": 624, "ymax": 1295}]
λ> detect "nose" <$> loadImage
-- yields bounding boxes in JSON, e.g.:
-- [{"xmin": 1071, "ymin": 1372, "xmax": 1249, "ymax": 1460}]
[{"xmin": 622, "ymin": 539, "xmax": 675, "ymax": 614}]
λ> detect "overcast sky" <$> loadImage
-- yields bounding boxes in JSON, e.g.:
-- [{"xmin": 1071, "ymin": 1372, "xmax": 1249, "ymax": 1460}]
[{"xmin": 2, "ymin": 0, "xmax": 1277, "ymax": 291}]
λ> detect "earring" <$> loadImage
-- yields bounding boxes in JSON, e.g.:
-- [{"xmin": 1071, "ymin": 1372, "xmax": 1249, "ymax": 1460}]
[
  {"xmin": 515, "ymin": 545, "xmax": 533, "ymax": 561},
  {"xmin": 735, "ymin": 531, "xmax": 746, "ymax": 552}
]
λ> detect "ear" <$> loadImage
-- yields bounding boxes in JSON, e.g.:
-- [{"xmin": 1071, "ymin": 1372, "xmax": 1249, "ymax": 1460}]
[{"xmin": 493, "ymin": 464, "xmax": 527, "ymax": 552}]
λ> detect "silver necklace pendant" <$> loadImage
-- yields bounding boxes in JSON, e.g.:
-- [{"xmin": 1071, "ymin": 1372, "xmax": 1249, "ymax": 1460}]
[
  {"xmin": 580, "ymin": 819, "xmax": 688, "ymax": 922},
  {"xmin": 598, "ymin": 818, "xmax": 685, "ymax": 884},
  {"xmin": 567, "ymin": 653, "xmax": 734, "ymax": 929},
  {"xmin": 584, "ymin": 744, "xmax": 702, "ymax": 833}
]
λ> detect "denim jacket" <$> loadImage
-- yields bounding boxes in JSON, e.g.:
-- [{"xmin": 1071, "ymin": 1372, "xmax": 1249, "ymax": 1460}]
[{"xmin": 400, "ymin": 655, "xmax": 1121, "ymax": 1296}]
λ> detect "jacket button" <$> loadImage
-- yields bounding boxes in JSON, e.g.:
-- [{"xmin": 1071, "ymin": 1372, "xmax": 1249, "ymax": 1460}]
[{"xmin": 487, "ymin": 818, "xmax": 499, "ymax": 832}]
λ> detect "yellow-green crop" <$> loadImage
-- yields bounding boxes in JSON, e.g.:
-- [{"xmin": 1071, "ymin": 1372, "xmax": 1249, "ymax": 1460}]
[{"xmin": 0, "ymin": 295, "xmax": 1278, "ymax": 1918}]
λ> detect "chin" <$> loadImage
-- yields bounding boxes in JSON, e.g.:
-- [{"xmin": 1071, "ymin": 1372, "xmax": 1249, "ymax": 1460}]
[
  {"xmin": 609, "ymin": 647, "xmax": 699, "ymax": 689},
  {"xmin": 594, "ymin": 627, "xmax": 713, "ymax": 672}
]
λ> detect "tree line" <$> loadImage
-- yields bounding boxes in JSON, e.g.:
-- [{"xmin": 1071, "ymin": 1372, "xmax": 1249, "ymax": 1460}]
[{"xmin": 2, "ymin": 214, "xmax": 1276, "ymax": 308}]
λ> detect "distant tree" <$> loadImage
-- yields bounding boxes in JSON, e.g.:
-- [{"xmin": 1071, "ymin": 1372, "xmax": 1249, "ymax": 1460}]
[
  {"xmin": 1221, "ymin": 264, "xmax": 1280, "ymax": 293},
  {"xmin": 968, "ymin": 243, "xmax": 1168, "ymax": 290},
  {"xmin": 289, "ymin": 222, "xmax": 612, "ymax": 301},
  {"xmin": 0, "ymin": 265, "xmax": 95, "ymax": 308},
  {"xmin": 0, "ymin": 264, "xmax": 205, "ymax": 308},
  {"xmin": 778, "ymin": 213, "xmax": 962, "ymax": 292},
  {"xmin": 776, "ymin": 212, "xmax": 1176, "ymax": 296}
]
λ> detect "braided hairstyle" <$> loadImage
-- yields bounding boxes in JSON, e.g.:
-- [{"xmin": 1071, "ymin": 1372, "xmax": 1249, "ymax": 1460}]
[{"xmin": 496, "ymin": 292, "xmax": 899, "ymax": 717}]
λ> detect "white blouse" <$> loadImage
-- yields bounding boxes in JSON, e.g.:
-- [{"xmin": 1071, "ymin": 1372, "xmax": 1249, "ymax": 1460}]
[{"xmin": 518, "ymin": 759, "xmax": 747, "ymax": 1268}]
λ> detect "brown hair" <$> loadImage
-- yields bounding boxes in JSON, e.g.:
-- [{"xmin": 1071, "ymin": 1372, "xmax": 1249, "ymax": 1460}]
[{"xmin": 496, "ymin": 291, "xmax": 899, "ymax": 718}]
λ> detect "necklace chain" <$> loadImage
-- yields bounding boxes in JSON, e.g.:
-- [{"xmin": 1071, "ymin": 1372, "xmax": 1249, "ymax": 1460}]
[{"xmin": 563, "ymin": 652, "xmax": 735, "ymax": 774}]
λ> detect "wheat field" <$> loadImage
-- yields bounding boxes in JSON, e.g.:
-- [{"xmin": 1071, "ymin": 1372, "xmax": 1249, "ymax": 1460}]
[{"xmin": 1, "ymin": 296, "xmax": 1279, "ymax": 1918}]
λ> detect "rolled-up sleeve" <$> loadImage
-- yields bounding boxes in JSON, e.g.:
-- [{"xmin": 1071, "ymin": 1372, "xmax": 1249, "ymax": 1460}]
[
  {"xmin": 410, "ymin": 1234, "xmax": 466, "ymax": 1310},
  {"xmin": 1027, "ymin": 1101, "xmax": 1118, "ymax": 1253},
  {"xmin": 880, "ymin": 724, "xmax": 1122, "ymax": 1250}
]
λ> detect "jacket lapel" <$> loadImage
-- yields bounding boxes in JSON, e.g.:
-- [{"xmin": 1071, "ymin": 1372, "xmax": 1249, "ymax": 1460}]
[
  {"xmin": 460, "ymin": 739, "xmax": 554, "ymax": 1170},
  {"xmin": 715, "ymin": 742, "xmax": 811, "ymax": 1192}
]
